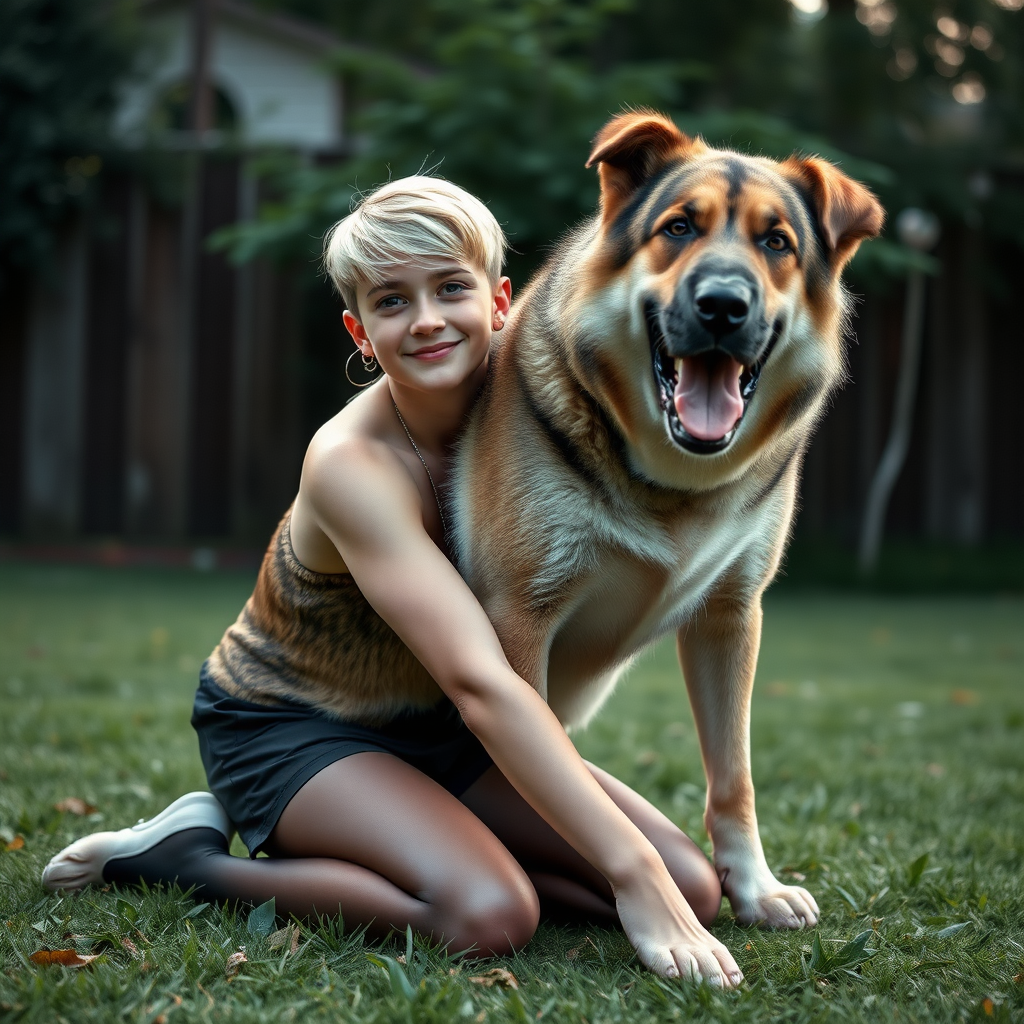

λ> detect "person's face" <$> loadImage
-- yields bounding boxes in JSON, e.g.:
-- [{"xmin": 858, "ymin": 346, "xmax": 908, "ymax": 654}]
[{"xmin": 343, "ymin": 261, "xmax": 511, "ymax": 393}]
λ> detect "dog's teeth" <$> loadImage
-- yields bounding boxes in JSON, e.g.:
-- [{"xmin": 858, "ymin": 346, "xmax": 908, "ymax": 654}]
[{"xmin": 674, "ymin": 357, "xmax": 684, "ymax": 379}]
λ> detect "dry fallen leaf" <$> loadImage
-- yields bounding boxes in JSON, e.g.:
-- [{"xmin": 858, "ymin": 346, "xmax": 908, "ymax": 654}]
[
  {"xmin": 469, "ymin": 968, "xmax": 519, "ymax": 989},
  {"xmin": 982, "ymin": 997, "xmax": 995, "ymax": 1016},
  {"xmin": 29, "ymin": 949, "xmax": 100, "ymax": 968},
  {"xmin": 120, "ymin": 938, "xmax": 143, "ymax": 960},
  {"xmin": 54, "ymin": 798, "xmax": 97, "ymax": 816},
  {"xmin": 224, "ymin": 949, "xmax": 248, "ymax": 978},
  {"xmin": 268, "ymin": 924, "xmax": 301, "ymax": 955},
  {"xmin": 951, "ymin": 689, "xmax": 979, "ymax": 706},
  {"xmin": 5, "ymin": 836, "xmax": 25, "ymax": 852}
]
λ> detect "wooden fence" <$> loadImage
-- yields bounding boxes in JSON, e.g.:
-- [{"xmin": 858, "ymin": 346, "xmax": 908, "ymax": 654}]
[{"xmin": 1, "ymin": 163, "xmax": 1021, "ymax": 548}]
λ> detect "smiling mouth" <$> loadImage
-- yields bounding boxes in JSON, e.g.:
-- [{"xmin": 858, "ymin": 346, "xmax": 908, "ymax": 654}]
[
  {"xmin": 409, "ymin": 340, "xmax": 461, "ymax": 359},
  {"xmin": 646, "ymin": 305, "xmax": 780, "ymax": 454}
]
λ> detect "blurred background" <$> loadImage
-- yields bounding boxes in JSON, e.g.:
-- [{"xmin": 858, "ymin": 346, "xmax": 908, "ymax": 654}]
[{"xmin": 1, "ymin": 0, "xmax": 1022, "ymax": 587}]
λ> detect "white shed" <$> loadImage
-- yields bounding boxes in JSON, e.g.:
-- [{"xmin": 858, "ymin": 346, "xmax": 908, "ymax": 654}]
[{"xmin": 116, "ymin": 0, "xmax": 344, "ymax": 152}]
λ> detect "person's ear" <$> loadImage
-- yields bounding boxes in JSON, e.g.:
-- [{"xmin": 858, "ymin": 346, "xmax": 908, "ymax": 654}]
[
  {"xmin": 491, "ymin": 277, "xmax": 512, "ymax": 331},
  {"xmin": 343, "ymin": 310, "xmax": 373, "ymax": 355}
]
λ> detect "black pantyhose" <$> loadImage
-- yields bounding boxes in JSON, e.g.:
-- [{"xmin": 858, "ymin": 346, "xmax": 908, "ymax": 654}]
[
  {"xmin": 100, "ymin": 753, "xmax": 721, "ymax": 958},
  {"xmin": 104, "ymin": 828, "xmax": 230, "ymax": 892}
]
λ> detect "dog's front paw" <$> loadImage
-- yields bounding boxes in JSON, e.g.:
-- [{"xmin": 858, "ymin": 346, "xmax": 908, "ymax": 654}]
[{"xmin": 721, "ymin": 870, "xmax": 819, "ymax": 929}]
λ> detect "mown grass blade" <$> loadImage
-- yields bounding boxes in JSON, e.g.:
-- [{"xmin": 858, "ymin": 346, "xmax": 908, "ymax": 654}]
[
  {"xmin": 388, "ymin": 957, "xmax": 417, "ymax": 1001},
  {"xmin": 366, "ymin": 953, "xmax": 418, "ymax": 1002},
  {"xmin": 834, "ymin": 885, "xmax": 861, "ymax": 912},
  {"xmin": 809, "ymin": 931, "xmax": 827, "ymax": 973},
  {"xmin": 906, "ymin": 852, "xmax": 930, "ymax": 888}
]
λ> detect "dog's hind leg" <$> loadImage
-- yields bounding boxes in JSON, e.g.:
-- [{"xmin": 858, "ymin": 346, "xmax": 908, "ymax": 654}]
[{"xmin": 677, "ymin": 589, "xmax": 819, "ymax": 930}]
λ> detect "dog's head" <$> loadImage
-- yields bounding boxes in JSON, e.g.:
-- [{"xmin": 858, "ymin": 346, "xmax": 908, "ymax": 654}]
[{"xmin": 562, "ymin": 111, "xmax": 883, "ymax": 486}]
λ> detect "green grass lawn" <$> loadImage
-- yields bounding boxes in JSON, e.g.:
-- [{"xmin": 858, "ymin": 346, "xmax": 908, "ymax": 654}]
[{"xmin": 0, "ymin": 563, "xmax": 1022, "ymax": 1022}]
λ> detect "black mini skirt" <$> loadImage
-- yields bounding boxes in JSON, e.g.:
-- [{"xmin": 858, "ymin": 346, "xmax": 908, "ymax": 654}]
[{"xmin": 191, "ymin": 663, "xmax": 493, "ymax": 856}]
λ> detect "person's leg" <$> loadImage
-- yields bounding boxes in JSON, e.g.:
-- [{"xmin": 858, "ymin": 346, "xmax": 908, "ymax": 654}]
[
  {"xmin": 104, "ymin": 752, "xmax": 539, "ymax": 956},
  {"xmin": 459, "ymin": 761, "xmax": 722, "ymax": 928}
]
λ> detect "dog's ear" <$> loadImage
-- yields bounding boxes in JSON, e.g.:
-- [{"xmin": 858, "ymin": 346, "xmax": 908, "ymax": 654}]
[
  {"xmin": 586, "ymin": 111, "xmax": 703, "ymax": 223},
  {"xmin": 783, "ymin": 157, "xmax": 884, "ymax": 269}
]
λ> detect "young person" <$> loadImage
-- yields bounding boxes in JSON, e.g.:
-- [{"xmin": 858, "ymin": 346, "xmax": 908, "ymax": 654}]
[{"xmin": 43, "ymin": 177, "xmax": 742, "ymax": 987}]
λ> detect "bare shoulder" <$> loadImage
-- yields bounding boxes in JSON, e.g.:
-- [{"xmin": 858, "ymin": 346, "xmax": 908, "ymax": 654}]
[
  {"xmin": 298, "ymin": 394, "xmax": 420, "ymax": 547},
  {"xmin": 306, "ymin": 416, "xmax": 394, "ymax": 486}
]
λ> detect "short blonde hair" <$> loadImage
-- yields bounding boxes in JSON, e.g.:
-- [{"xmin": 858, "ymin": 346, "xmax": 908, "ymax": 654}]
[{"xmin": 323, "ymin": 176, "xmax": 507, "ymax": 312}]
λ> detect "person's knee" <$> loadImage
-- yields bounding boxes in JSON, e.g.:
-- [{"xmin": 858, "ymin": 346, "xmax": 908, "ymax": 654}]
[
  {"xmin": 688, "ymin": 868, "xmax": 723, "ymax": 928},
  {"xmin": 441, "ymin": 870, "xmax": 540, "ymax": 956}
]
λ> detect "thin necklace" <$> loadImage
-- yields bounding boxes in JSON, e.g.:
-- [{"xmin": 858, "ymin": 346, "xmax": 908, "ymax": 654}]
[{"xmin": 392, "ymin": 399, "xmax": 448, "ymax": 540}]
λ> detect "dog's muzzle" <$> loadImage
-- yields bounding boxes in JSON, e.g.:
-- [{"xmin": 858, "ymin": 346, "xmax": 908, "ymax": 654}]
[{"xmin": 646, "ymin": 279, "xmax": 779, "ymax": 454}]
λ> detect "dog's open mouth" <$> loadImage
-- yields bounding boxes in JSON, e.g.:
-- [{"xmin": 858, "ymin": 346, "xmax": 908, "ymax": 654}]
[{"xmin": 647, "ymin": 307, "xmax": 780, "ymax": 454}]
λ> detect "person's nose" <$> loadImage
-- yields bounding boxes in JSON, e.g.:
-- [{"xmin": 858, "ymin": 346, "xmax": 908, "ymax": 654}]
[{"xmin": 409, "ymin": 296, "xmax": 445, "ymax": 336}]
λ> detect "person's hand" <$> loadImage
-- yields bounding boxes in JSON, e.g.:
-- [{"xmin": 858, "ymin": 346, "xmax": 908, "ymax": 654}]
[{"xmin": 612, "ymin": 855, "xmax": 743, "ymax": 986}]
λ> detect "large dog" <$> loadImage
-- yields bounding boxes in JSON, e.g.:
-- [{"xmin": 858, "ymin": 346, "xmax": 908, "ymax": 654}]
[{"xmin": 452, "ymin": 111, "xmax": 883, "ymax": 928}]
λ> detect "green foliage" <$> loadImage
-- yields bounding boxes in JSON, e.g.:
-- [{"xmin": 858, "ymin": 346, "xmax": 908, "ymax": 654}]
[
  {"xmin": 779, "ymin": 538, "xmax": 1024, "ymax": 592},
  {"xmin": 246, "ymin": 898, "xmax": 277, "ymax": 936},
  {"xmin": 219, "ymin": 0, "xmax": 703, "ymax": 278},
  {"xmin": 0, "ymin": 0, "xmax": 138, "ymax": 284},
  {"xmin": 807, "ymin": 929, "xmax": 877, "ymax": 980},
  {"xmin": 1, "ymin": 566, "xmax": 1023, "ymax": 1021},
  {"xmin": 228, "ymin": 0, "xmax": 1024, "ymax": 287}
]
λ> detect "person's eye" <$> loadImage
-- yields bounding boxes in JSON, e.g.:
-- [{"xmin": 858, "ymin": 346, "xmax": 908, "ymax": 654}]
[
  {"xmin": 376, "ymin": 295, "xmax": 405, "ymax": 310},
  {"xmin": 439, "ymin": 281, "xmax": 468, "ymax": 295},
  {"xmin": 663, "ymin": 218, "xmax": 690, "ymax": 237}
]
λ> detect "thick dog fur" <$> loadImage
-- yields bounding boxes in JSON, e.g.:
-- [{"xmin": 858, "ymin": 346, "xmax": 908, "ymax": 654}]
[{"xmin": 451, "ymin": 111, "xmax": 883, "ymax": 927}]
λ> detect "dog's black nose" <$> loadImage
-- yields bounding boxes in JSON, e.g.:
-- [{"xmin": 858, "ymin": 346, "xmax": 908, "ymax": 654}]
[{"xmin": 694, "ymin": 279, "xmax": 751, "ymax": 337}]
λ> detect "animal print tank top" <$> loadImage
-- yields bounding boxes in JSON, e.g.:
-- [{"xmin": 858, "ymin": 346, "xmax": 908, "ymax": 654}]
[{"xmin": 204, "ymin": 507, "xmax": 443, "ymax": 725}]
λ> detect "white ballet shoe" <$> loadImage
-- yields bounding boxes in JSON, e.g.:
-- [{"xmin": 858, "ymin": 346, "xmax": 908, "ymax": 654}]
[{"xmin": 41, "ymin": 791, "xmax": 232, "ymax": 892}]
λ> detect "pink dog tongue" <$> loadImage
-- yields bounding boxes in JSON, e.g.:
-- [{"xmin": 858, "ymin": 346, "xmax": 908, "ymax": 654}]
[{"xmin": 674, "ymin": 355, "xmax": 745, "ymax": 441}]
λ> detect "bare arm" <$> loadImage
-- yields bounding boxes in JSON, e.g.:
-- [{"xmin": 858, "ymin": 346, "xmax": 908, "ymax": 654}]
[{"xmin": 301, "ymin": 438, "xmax": 741, "ymax": 984}]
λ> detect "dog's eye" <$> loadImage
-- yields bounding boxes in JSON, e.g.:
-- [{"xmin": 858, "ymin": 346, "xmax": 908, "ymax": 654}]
[
  {"xmin": 765, "ymin": 233, "xmax": 790, "ymax": 252},
  {"xmin": 663, "ymin": 219, "xmax": 690, "ymax": 238}
]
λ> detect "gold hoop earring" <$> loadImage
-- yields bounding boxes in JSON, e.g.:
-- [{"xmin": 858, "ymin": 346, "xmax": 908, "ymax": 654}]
[{"xmin": 345, "ymin": 348, "xmax": 381, "ymax": 388}]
